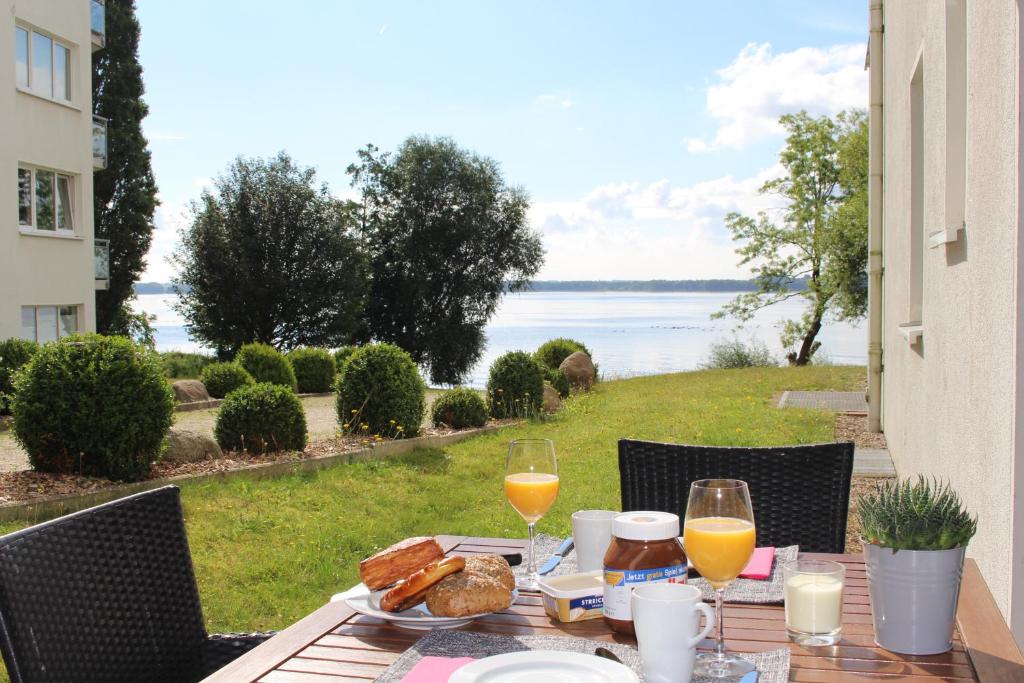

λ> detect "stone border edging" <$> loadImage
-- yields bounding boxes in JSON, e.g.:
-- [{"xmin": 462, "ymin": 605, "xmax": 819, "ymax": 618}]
[
  {"xmin": 174, "ymin": 391, "xmax": 334, "ymax": 413},
  {"xmin": 0, "ymin": 423, "xmax": 505, "ymax": 524}
]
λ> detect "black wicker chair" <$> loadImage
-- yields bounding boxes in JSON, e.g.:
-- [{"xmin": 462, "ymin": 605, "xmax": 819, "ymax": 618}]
[
  {"xmin": 0, "ymin": 485, "xmax": 272, "ymax": 683},
  {"xmin": 618, "ymin": 440, "xmax": 855, "ymax": 553}
]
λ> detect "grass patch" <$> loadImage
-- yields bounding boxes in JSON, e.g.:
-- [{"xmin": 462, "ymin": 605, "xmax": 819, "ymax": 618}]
[{"xmin": 0, "ymin": 366, "xmax": 861, "ymax": 646}]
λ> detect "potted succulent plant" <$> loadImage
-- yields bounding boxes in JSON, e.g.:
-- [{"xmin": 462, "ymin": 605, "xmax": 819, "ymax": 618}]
[{"xmin": 857, "ymin": 477, "xmax": 977, "ymax": 655}]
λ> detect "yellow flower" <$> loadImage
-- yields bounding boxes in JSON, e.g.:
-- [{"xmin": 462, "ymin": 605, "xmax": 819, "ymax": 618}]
[
  {"xmin": 389, "ymin": 419, "xmax": 396, "ymax": 424},
  {"xmin": 343, "ymin": 422, "xmax": 350, "ymax": 428},
  {"xmin": 351, "ymin": 409, "xmax": 358, "ymax": 414}
]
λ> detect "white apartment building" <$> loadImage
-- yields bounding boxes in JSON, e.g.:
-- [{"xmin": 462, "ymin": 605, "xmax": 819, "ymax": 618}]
[
  {"xmin": 867, "ymin": 0, "xmax": 1024, "ymax": 647},
  {"xmin": 0, "ymin": 0, "xmax": 107, "ymax": 343}
]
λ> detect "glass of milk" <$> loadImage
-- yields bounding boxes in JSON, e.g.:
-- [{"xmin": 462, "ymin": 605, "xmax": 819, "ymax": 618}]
[{"xmin": 783, "ymin": 559, "xmax": 845, "ymax": 646}]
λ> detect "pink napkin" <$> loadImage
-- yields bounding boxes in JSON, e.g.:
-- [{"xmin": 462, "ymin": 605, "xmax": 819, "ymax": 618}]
[
  {"xmin": 399, "ymin": 656, "xmax": 475, "ymax": 682},
  {"xmin": 738, "ymin": 546, "xmax": 775, "ymax": 579}
]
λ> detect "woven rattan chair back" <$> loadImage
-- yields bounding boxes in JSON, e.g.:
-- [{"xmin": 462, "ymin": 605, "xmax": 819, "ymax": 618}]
[
  {"xmin": 0, "ymin": 486, "xmax": 208, "ymax": 682},
  {"xmin": 618, "ymin": 440, "xmax": 855, "ymax": 553}
]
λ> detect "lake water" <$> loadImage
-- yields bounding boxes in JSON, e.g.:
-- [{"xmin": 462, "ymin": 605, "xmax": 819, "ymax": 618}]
[{"xmin": 135, "ymin": 291, "xmax": 866, "ymax": 387}]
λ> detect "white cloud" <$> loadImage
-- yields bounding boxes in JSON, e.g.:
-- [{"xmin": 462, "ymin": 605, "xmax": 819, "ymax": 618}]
[
  {"xmin": 537, "ymin": 94, "xmax": 573, "ymax": 109},
  {"xmin": 530, "ymin": 165, "xmax": 785, "ymax": 280},
  {"xmin": 140, "ymin": 201, "xmax": 188, "ymax": 282},
  {"xmin": 686, "ymin": 42, "xmax": 867, "ymax": 152},
  {"xmin": 378, "ymin": 23, "xmax": 388, "ymax": 35}
]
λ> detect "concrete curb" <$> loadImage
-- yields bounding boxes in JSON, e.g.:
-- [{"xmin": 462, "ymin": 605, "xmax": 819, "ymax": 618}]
[
  {"xmin": 0, "ymin": 423, "xmax": 505, "ymax": 525},
  {"xmin": 173, "ymin": 391, "xmax": 334, "ymax": 413}
]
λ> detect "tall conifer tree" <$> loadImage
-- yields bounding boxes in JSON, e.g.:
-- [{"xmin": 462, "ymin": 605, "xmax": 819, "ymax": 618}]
[{"xmin": 92, "ymin": 0, "xmax": 158, "ymax": 333}]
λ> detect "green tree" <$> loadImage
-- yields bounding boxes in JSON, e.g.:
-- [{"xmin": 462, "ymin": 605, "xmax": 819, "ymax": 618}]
[
  {"xmin": 348, "ymin": 136, "xmax": 544, "ymax": 384},
  {"xmin": 92, "ymin": 0, "xmax": 159, "ymax": 334},
  {"xmin": 172, "ymin": 152, "xmax": 367, "ymax": 356},
  {"xmin": 715, "ymin": 109, "xmax": 868, "ymax": 365}
]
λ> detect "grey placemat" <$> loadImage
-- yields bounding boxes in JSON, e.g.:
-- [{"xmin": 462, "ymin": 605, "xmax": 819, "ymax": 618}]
[
  {"xmin": 690, "ymin": 545, "xmax": 798, "ymax": 604},
  {"xmin": 374, "ymin": 630, "xmax": 790, "ymax": 683},
  {"xmin": 512, "ymin": 534, "xmax": 579, "ymax": 577},
  {"xmin": 522, "ymin": 537, "xmax": 797, "ymax": 604}
]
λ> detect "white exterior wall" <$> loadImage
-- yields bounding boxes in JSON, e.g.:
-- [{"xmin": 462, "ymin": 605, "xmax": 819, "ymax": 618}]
[
  {"xmin": 877, "ymin": 0, "xmax": 1024, "ymax": 645},
  {"xmin": 0, "ymin": 0, "xmax": 96, "ymax": 340}
]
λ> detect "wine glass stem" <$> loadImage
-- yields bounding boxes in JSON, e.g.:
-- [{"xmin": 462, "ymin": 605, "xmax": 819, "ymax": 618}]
[
  {"xmin": 715, "ymin": 587, "xmax": 726, "ymax": 658},
  {"xmin": 527, "ymin": 522, "xmax": 537, "ymax": 576}
]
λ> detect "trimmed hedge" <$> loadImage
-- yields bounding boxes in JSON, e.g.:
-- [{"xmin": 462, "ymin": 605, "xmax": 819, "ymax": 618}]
[
  {"xmin": 159, "ymin": 351, "xmax": 215, "ymax": 379},
  {"xmin": 334, "ymin": 346, "xmax": 359, "ymax": 375},
  {"xmin": 487, "ymin": 351, "xmax": 544, "ymax": 419},
  {"xmin": 541, "ymin": 365, "xmax": 570, "ymax": 398},
  {"xmin": 236, "ymin": 342, "xmax": 296, "ymax": 390},
  {"xmin": 431, "ymin": 387, "xmax": 488, "ymax": 428},
  {"xmin": 534, "ymin": 338, "xmax": 592, "ymax": 371},
  {"xmin": 214, "ymin": 382, "xmax": 307, "ymax": 453},
  {"xmin": 200, "ymin": 362, "xmax": 255, "ymax": 399},
  {"xmin": 0, "ymin": 338, "xmax": 38, "ymax": 414},
  {"xmin": 11, "ymin": 334, "xmax": 175, "ymax": 481},
  {"xmin": 288, "ymin": 347, "xmax": 336, "ymax": 393},
  {"xmin": 336, "ymin": 343, "xmax": 425, "ymax": 438}
]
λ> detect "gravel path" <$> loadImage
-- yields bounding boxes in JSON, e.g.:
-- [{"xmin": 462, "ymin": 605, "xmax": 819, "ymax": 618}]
[{"xmin": 0, "ymin": 391, "xmax": 445, "ymax": 474}]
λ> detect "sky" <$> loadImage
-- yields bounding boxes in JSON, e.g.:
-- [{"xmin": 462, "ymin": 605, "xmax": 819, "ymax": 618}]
[{"xmin": 135, "ymin": 0, "xmax": 868, "ymax": 283}]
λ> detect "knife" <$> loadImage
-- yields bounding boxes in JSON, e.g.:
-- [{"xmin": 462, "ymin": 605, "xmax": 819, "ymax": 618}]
[
  {"xmin": 538, "ymin": 537, "xmax": 574, "ymax": 575},
  {"xmin": 739, "ymin": 671, "xmax": 759, "ymax": 682}
]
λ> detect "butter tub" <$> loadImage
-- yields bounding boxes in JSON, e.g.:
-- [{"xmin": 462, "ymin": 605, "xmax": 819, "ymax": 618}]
[{"xmin": 538, "ymin": 571, "xmax": 605, "ymax": 622}]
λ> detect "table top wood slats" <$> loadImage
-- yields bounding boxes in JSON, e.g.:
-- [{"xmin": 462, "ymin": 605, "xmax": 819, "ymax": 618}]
[{"xmin": 202, "ymin": 536, "xmax": 1024, "ymax": 682}]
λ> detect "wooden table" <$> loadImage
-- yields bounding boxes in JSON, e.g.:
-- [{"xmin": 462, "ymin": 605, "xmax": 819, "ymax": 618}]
[{"xmin": 204, "ymin": 536, "xmax": 1024, "ymax": 682}]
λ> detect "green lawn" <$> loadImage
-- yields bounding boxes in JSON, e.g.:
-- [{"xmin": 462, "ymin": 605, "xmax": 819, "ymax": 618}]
[{"xmin": 0, "ymin": 365, "xmax": 862, "ymax": 642}]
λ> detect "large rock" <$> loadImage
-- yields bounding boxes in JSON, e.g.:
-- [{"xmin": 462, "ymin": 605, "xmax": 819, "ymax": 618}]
[
  {"xmin": 163, "ymin": 427, "xmax": 222, "ymax": 464},
  {"xmin": 542, "ymin": 383, "xmax": 563, "ymax": 413},
  {"xmin": 559, "ymin": 351, "xmax": 596, "ymax": 390},
  {"xmin": 172, "ymin": 379, "xmax": 211, "ymax": 404}
]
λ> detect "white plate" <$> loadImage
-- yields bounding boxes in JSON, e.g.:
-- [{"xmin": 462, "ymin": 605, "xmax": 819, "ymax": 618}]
[
  {"xmin": 345, "ymin": 588, "xmax": 518, "ymax": 631},
  {"xmin": 449, "ymin": 651, "xmax": 639, "ymax": 682}
]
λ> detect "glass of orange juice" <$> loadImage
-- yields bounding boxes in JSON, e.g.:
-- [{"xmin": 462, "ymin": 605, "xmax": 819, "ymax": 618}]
[
  {"xmin": 683, "ymin": 479, "xmax": 756, "ymax": 678},
  {"xmin": 505, "ymin": 439, "xmax": 559, "ymax": 589}
]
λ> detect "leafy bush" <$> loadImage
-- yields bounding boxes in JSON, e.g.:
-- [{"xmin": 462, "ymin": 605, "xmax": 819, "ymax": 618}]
[
  {"xmin": 236, "ymin": 342, "xmax": 296, "ymax": 389},
  {"xmin": 541, "ymin": 365, "xmax": 570, "ymax": 398},
  {"xmin": 11, "ymin": 334, "xmax": 174, "ymax": 481},
  {"xmin": 0, "ymin": 338, "xmax": 38, "ymax": 414},
  {"xmin": 336, "ymin": 343, "xmax": 425, "ymax": 438},
  {"xmin": 534, "ymin": 338, "xmax": 592, "ymax": 371},
  {"xmin": 487, "ymin": 351, "xmax": 544, "ymax": 419},
  {"xmin": 200, "ymin": 362, "xmax": 254, "ymax": 399},
  {"xmin": 334, "ymin": 345, "xmax": 358, "ymax": 374},
  {"xmin": 431, "ymin": 387, "xmax": 488, "ymax": 428},
  {"xmin": 159, "ymin": 351, "xmax": 215, "ymax": 379},
  {"xmin": 857, "ymin": 476, "xmax": 977, "ymax": 550},
  {"xmin": 701, "ymin": 337, "xmax": 778, "ymax": 369},
  {"xmin": 288, "ymin": 347, "xmax": 337, "ymax": 393},
  {"xmin": 214, "ymin": 382, "xmax": 307, "ymax": 453}
]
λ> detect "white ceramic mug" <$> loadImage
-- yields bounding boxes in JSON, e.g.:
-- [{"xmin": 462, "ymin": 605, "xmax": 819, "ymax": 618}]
[
  {"xmin": 631, "ymin": 583, "xmax": 716, "ymax": 683},
  {"xmin": 571, "ymin": 509, "xmax": 618, "ymax": 572}
]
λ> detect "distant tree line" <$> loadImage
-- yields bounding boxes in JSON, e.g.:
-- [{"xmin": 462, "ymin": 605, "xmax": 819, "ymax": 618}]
[
  {"xmin": 522, "ymin": 279, "xmax": 807, "ymax": 293},
  {"xmin": 137, "ymin": 279, "xmax": 807, "ymax": 296},
  {"xmin": 172, "ymin": 137, "xmax": 543, "ymax": 385}
]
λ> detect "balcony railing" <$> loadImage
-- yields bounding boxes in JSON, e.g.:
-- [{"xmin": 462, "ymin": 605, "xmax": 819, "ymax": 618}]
[
  {"xmin": 95, "ymin": 238, "xmax": 110, "ymax": 289},
  {"xmin": 93, "ymin": 115, "xmax": 108, "ymax": 170},
  {"xmin": 91, "ymin": 0, "xmax": 105, "ymax": 50}
]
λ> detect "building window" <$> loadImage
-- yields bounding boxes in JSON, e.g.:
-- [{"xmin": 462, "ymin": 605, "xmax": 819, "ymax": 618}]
[
  {"xmin": 17, "ymin": 166, "xmax": 75, "ymax": 233},
  {"xmin": 20, "ymin": 305, "xmax": 79, "ymax": 343},
  {"xmin": 15, "ymin": 27, "xmax": 28, "ymax": 89},
  {"xmin": 15, "ymin": 26, "xmax": 71, "ymax": 103},
  {"xmin": 909, "ymin": 57, "xmax": 925, "ymax": 324},
  {"xmin": 17, "ymin": 169, "xmax": 31, "ymax": 226}
]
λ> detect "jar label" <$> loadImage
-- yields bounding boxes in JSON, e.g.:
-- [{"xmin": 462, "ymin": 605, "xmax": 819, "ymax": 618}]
[{"xmin": 603, "ymin": 564, "xmax": 688, "ymax": 621}]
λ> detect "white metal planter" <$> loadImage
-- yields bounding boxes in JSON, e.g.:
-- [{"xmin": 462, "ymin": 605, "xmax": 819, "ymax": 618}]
[{"xmin": 862, "ymin": 542, "xmax": 967, "ymax": 655}]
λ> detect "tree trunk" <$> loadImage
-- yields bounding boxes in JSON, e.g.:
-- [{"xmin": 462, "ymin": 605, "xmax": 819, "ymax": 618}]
[{"xmin": 793, "ymin": 310, "xmax": 824, "ymax": 366}]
